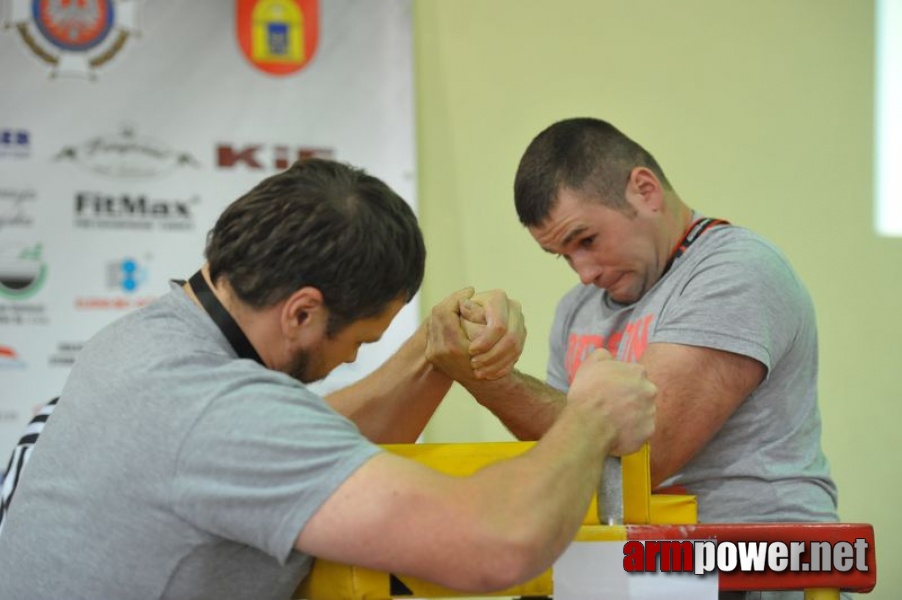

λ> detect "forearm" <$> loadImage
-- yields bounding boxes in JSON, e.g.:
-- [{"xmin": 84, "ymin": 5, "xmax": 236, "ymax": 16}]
[
  {"xmin": 462, "ymin": 402, "xmax": 612, "ymax": 580},
  {"xmin": 298, "ymin": 410, "xmax": 614, "ymax": 594},
  {"xmin": 326, "ymin": 323, "xmax": 453, "ymax": 443},
  {"xmin": 460, "ymin": 370, "xmax": 567, "ymax": 440}
]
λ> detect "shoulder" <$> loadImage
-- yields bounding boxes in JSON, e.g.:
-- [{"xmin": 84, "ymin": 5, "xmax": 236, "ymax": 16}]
[
  {"xmin": 681, "ymin": 225, "xmax": 807, "ymax": 292},
  {"xmin": 697, "ymin": 225, "xmax": 794, "ymax": 267}
]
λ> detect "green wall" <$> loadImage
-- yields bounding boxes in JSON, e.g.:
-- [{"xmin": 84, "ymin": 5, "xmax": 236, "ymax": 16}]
[{"xmin": 414, "ymin": 0, "xmax": 897, "ymax": 596}]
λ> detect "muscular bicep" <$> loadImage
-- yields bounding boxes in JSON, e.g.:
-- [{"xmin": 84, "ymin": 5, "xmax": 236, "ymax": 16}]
[{"xmin": 640, "ymin": 342, "xmax": 766, "ymax": 487}]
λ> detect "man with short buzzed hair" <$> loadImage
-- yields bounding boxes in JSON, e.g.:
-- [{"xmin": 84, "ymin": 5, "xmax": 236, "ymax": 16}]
[{"xmin": 430, "ymin": 118, "xmax": 840, "ymax": 600}]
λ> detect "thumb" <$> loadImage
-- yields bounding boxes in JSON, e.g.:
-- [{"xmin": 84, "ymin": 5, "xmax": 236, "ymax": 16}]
[
  {"xmin": 443, "ymin": 286, "xmax": 475, "ymax": 310},
  {"xmin": 460, "ymin": 299, "xmax": 487, "ymax": 324}
]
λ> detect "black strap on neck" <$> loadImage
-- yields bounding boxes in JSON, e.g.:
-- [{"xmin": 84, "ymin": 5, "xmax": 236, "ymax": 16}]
[
  {"xmin": 662, "ymin": 217, "xmax": 730, "ymax": 276},
  {"xmin": 188, "ymin": 270, "xmax": 264, "ymax": 366}
]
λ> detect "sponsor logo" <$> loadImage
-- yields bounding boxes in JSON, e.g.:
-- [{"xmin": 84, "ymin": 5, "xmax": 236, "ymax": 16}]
[
  {"xmin": 236, "ymin": 0, "xmax": 319, "ymax": 76},
  {"xmin": 0, "ymin": 345, "xmax": 27, "ymax": 369},
  {"xmin": 107, "ymin": 257, "xmax": 147, "ymax": 293},
  {"xmin": 0, "ymin": 242, "xmax": 49, "ymax": 325},
  {"xmin": 216, "ymin": 143, "xmax": 334, "ymax": 170},
  {"xmin": 623, "ymin": 538, "xmax": 871, "ymax": 575},
  {"xmin": 0, "ymin": 188, "xmax": 37, "ymax": 229},
  {"xmin": 74, "ymin": 191, "xmax": 198, "ymax": 231},
  {"xmin": 48, "ymin": 341, "xmax": 83, "ymax": 367},
  {"xmin": 55, "ymin": 126, "xmax": 200, "ymax": 180},
  {"xmin": 0, "ymin": 129, "xmax": 31, "ymax": 158},
  {"xmin": 0, "ymin": 242, "xmax": 47, "ymax": 300},
  {"xmin": 75, "ymin": 255, "xmax": 155, "ymax": 310},
  {"xmin": 4, "ymin": 0, "xmax": 140, "ymax": 79},
  {"xmin": 74, "ymin": 296, "xmax": 154, "ymax": 310},
  {"xmin": 0, "ymin": 302, "xmax": 49, "ymax": 325}
]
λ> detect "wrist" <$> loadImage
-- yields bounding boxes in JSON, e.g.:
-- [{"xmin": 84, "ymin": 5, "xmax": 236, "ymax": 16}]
[
  {"xmin": 460, "ymin": 371, "xmax": 517, "ymax": 403},
  {"xmin": 559, "ymin": 402, "xmax": 617, "ymax": 458}
]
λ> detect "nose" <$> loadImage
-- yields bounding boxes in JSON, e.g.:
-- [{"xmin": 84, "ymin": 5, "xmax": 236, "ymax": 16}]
[
  {"xmin": 571, "ymin": 255, "xmax": 602, "ymax": 286},
  {"xmin": 345, "ymin": 347, "xmax": 360, "ymax": 365}
]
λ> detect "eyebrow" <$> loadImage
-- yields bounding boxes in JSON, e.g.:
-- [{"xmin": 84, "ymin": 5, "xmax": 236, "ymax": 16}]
[{"xmin": 541, "ymin": 225, "xmax": 590, "ymax": 253}]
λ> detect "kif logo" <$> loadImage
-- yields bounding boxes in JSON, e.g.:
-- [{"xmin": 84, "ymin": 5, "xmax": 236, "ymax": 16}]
[
  {"xmin": 0, "ymin": 129, "xmax": 31, "ymax": 158},
  {"xmin": 0, "ymin": 242, "xmax": 47, "ymax": 300},
  {"xmin": 4, "ymin": 0, "xmax": 140, "ymax": 79},
  {"xmin": 236, "ymin": 0, "xmax": 318, "ymax": 76},
  {"xmin": 216, "ymin": 143, "xmax": 334, "ymax": 170}
]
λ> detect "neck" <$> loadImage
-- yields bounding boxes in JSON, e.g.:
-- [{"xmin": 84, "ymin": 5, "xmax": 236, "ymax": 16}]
[
  {"xmin": 671, "ymin": 202, "xmax": 695, "ymax": 245},
  {"xmin": 660, "ymin": 195, "xmax": 694, "ymax": 266},
  {"xmin": 184, "ymin": 265, "xmax": 281, "ymax": 369}
]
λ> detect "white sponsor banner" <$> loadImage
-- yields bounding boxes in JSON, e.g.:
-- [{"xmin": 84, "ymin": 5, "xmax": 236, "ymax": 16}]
[
  {"xmin": 0, "ymin": 0, "xmax": 417, "ymax": 461},
  {"xmin": 555, "ymin": 541, "xmax": 718, "ymax": 599}
]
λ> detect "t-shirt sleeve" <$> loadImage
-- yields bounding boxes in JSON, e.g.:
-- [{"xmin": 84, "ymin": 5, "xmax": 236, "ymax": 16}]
[
  {"xmin": 546, "ymin": 288, "xmax": 580, "ymax": 393},
  {"xmin": 652, "ymin": 236, "xmax": 810, "ymax": 374},
  {"xmin": 170, "ymin": 379, "xmax": 382, "ymax": 564}
]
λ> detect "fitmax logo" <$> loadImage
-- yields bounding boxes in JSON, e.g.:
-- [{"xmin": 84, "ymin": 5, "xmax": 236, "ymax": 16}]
[
  {"xmin": 74, "ymin": 192, "xmax": 197, "ymax": 231},
  {"xmin": 75, "ymin": 193, "xmax": 193, "ymax": 218},
  {"xmin": 216, "ymin": 144, "xmax": 334, "ymax": 170}
]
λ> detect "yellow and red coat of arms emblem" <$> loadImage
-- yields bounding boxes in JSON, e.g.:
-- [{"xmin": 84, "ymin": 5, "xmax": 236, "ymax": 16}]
[{"xmin": 236, "ymin": 0, "xmax": 319, "ymax": 76}]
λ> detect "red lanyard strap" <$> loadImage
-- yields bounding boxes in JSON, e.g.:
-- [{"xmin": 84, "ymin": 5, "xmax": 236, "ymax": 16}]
[{"xmin": 662, "ymin": 218, "xmax": 730, "ymax": 276}]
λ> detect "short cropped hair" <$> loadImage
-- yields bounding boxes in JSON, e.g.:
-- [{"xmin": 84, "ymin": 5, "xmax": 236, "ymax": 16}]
[
  {"xmin": 206, "ymin": 159, "xmax": 425, "ymax": 333},
  {"xmin": 514, "ymin": 118, "xmax": 672, "ymax": 226}
]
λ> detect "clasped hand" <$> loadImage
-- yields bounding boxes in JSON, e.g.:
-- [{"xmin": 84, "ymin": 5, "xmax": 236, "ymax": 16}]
[{"xmin": 425, "ymin": 287, "xmax": 526, "ymax": 382}]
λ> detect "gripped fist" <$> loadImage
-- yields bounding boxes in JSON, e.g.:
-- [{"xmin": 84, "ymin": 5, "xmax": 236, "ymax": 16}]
[
  {"xmin": 567, "ymin": 349, "xmax": 657, "ymax": 456},
  {"xmin": 424, "ymin": 287, "xmax": 526, "ymax": 382},
  {"xmin": 459, "ymin": 289, "xmax": 526, "ymax": 380},
  {"xmin": 425, "ymin": 287, "xmax": 480, "ymax": 382}
]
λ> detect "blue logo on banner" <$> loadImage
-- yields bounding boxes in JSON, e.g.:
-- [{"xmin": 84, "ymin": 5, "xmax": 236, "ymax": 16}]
[
  {"xmin": 108, "ymin": 257, "xmax": 147, "ymax": 293},
  {"xmin": 0, "ymin": 130, "xmax": 31, "ymax": 158}
]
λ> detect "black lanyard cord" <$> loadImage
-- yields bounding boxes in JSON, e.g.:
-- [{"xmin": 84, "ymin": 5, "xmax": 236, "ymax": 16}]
[{"xmin": 188, "ymin": 270, "xmax": 265, "ymax": 366}]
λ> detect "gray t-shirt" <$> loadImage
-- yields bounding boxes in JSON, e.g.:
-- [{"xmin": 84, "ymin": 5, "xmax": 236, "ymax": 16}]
[
  {"xmin": 0, "ymin": 283, "xmax": 381, "ymax": 600},
  {"xmin": 548, "ymin": 222, "xmax": 839, "ymax": 525}
]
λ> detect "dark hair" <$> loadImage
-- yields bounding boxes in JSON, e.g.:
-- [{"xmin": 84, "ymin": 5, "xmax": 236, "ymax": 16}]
[
  {"xmin": 206, "ymin": 159, "xmax": 425, "ymax": 333},
  {"xmin": 514, "ymin": 118, "xmax": 672, "ymax": 226}
]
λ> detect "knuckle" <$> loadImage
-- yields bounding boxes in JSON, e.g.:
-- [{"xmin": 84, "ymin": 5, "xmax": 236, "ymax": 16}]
[{"xmin": 487, "ymin": 322, "xmax": 505, "ymax": 337}]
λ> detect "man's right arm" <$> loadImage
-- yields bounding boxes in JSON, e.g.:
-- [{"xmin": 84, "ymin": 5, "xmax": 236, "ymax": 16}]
[
  {"xmin": 424, "ymin": 294, "xmax": 565, "ymax": 441},
  {"xmin": 459, "ymin": 370, "xmax": 565, "ymax": 441},
  {"xmin": 295, "ymin": 352, "xmax": 656, "ymax": 592}
]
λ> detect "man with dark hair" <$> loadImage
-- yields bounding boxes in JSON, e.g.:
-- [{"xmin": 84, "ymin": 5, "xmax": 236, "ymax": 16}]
[
  {"xmin": 433, "ymin": 118, "xmax": 839, "ymax": 541},
  {"xmin": 0, "ymin": 158, "xmax": 656, "ymax": 600}
]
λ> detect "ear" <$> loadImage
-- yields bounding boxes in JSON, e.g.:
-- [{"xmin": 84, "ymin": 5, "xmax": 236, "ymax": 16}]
[
  {"xmin": 280, "ymin": 287, "xmax": 327, "ymax": 342},
  {"xmin": 626, "ymin": 167, "xmax": 665, "ymax": 214}
]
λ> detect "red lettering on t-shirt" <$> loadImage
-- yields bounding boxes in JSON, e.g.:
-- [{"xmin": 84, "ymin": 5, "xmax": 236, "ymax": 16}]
[{"xmin": 565, "ymin": 314, "xmax": 655, "ymax": 383}]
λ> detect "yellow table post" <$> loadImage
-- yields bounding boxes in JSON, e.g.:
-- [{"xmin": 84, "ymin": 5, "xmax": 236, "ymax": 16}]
[{"xmin": 804, "ymin": 589, "xmax": 841, "ymax": 600}]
